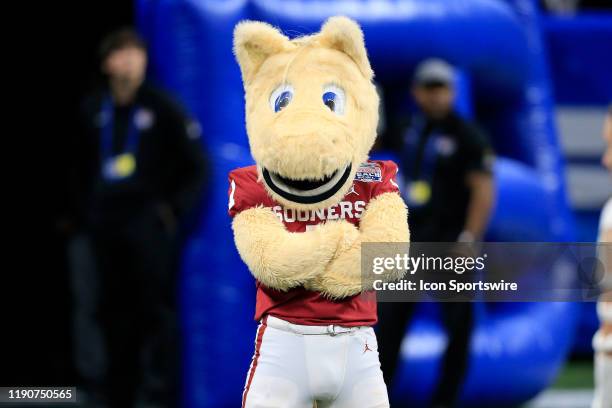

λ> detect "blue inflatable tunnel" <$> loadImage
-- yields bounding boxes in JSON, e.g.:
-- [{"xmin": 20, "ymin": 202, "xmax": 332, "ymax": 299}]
[{"xmin": 136, "ymin": 0, "xmax": 579, "ymax": 406}]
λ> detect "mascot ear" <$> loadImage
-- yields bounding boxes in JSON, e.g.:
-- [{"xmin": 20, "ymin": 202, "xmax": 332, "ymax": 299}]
[
  {"xmin": 233, "ymin": 21, "xmax": 292, "ymax": 86},
  {"xmin": 318, "ymin": 16, "xmax": 373, "ymax": 80}
]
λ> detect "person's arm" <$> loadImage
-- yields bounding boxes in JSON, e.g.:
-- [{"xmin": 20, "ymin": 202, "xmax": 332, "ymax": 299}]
[
  {"xmin": 599, "ymin": 200, "xmax": 612, "ymax": 301},
  {"xmin": 460, "ymin": 171, "xmax": 494, "ymax": 242},
  {"xmin": 304, "ymin": 161, "xmax": 410, "ymax": 299},
  {"xmin": 161, "ymin": 99, "xmax": 209, "ymax": 225},
  {"xmin": 458, "ymin": 123, "xmax": 496, "ymax": 242},
  {"xmin": 304, "ymin": 191, "xmax": 410, "ymax": 298},
  {"xmin": 228, "ymin": 170, "xmax": 359, "ymax": 292},
  {"xmin": 233, "ymin": 208, "xmax": 359, "ymax": 291},
  {"xmin": 58, "ymin": 97, "xmax": 98, "ymax": 234},
  {"xmin": 602, "ymin": 228, "xmax": 612, "ymax": 302}
]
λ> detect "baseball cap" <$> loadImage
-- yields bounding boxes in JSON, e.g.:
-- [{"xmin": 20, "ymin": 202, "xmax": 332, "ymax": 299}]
[{"xmin": 413, "ymin": 58, "xmax": 456, "ymax": 87}]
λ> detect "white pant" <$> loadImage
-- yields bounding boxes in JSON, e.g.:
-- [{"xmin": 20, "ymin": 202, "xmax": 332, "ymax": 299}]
[
  {"xmin": 242, "ymin": 316, "xmax": 389, "ymax": 408},
  {"xmin": 593, "ymin": 301, "xmax": 612, "ymax": 408}
]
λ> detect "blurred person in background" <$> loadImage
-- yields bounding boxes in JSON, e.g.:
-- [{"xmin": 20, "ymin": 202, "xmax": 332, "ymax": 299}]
[
  {"xmin": 592, "ymin": 104, "xmax": 612, "ymax": 408},
  {"xmin": 541, "ymin": 0, "xmax": 581, "ymax": 14},
  {"xmin": 540, "ymin": 0, "xmax": 612, "ymax": 14},
  {"xmin": 377, "ymin": 59, "xmax": 495, "ymax": 408},
  {"xmin": 69, "ymin": 28, "xmax": 207, "ymax": 408}
]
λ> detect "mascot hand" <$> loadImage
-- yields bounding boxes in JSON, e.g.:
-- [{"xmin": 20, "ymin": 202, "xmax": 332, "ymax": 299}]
[
  {"xmin": 232, "ymin": 206, "xmax": 359, "ymax": 291},
  {"xmin": 305, "ymin": 192, "xmax": 410, "ymax": 299}
]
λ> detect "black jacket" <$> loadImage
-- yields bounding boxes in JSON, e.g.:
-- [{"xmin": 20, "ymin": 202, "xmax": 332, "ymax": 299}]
[{"xmin": 72, "ymin": 84, "xmax": 208, "ymax": 228}]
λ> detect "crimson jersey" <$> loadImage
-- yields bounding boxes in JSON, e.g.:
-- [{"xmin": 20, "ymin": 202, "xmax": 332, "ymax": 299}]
[{"xmin": 228, "ymin": 160, "xmax": 400, "ymax": 326}]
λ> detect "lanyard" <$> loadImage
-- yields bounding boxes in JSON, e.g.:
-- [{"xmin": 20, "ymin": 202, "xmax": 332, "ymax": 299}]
[
  {"xmin": 100, "ymin": 97, "xmax": 141, "ymax": 160},
  {"xmin": 99, "ymin": 97, "xmax": 141, "ymax": 181},
  {"xmin": 401, "ymin": 116, "xmax": 440, "ymax": 207}
]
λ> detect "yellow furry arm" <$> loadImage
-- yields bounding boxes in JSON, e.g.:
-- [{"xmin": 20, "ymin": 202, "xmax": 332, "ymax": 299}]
[
  {"xmin": 305, "ymin": 192, "xmax": 410, "ymax": 299},
  {"xmin": 232, "ymin": 206, "xmax": 359, "ymax": 291}
]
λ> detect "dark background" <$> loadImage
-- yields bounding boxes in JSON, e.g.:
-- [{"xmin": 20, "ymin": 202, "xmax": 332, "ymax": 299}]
[{"xmin": 8, "ymin": 1, "xmax": 133, "ymax": 386}]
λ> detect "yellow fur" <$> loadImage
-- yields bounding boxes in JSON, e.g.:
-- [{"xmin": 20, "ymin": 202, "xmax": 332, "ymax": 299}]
[
  {"xmin": 232, "ymin": 206, "xmax": 359, "ymax": 291},
  {"xmin": 234, "ymin": 16, "xmax": 379, "ymax": 210},
  {"xmin": 305, "ymin": 193, "xmax": 410, "ymax": 298},
  {"xmin": 232, "ymin": 17, "xmax": 409, "ymax": 297}
]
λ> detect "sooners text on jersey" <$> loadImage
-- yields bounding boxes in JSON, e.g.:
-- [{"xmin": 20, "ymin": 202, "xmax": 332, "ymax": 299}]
[{"xmin": 228, "ymin": 160, "xmax": 400, "ymax": 326}]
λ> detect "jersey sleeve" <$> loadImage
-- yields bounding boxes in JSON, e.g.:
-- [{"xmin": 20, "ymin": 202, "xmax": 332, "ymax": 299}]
[
  {"xmin": 372, "ymin": 160, "xmax": 401, "ymax": 198},
  {"xmin": 228, "ymin": 168, "xmax": 263, "ymax": 218}
]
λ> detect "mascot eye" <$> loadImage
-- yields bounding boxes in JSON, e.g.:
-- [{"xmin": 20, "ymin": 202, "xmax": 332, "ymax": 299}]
[
  {"xmin": 269, "ymin": 84, "xmax": 294, "ymax": 112},
  {"xmin": 322, "ymin": 85, "xmax": 345, "ymax": 115}
]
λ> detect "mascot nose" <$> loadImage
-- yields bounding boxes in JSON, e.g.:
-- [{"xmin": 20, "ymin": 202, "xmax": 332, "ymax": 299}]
[
  {"xmin": 275, "ymin": 110, "xmax": 344, "ymax": 141},
  {"xmin": 275, "ymin": 131, "xmax": 342, "ymax": 158}
]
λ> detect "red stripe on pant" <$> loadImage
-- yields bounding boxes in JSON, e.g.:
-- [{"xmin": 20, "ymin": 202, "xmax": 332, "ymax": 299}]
[{"xmin": 242, "ymin": 316, "xmax": 268, "ymax": 407}]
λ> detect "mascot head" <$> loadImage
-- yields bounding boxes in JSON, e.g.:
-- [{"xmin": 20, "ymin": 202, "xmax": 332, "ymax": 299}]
[{"xmin": 234, "ymin": 16, "xmax": 379, "ymax": 210}]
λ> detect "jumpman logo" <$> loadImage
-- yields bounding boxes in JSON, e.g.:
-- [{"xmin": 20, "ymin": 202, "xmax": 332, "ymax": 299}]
[
  {"xmin": 347, "ymin": 184, "xmax": 359, "ymax": 196},
  {"xmin": 363, "ymin": 340, "xmax": 373, "ymax": 354}
]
